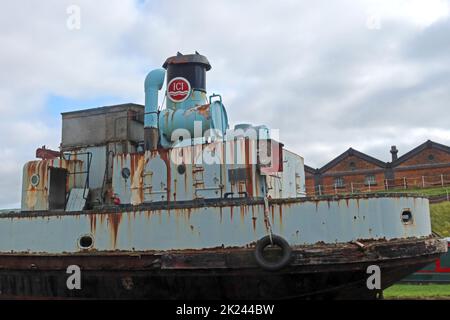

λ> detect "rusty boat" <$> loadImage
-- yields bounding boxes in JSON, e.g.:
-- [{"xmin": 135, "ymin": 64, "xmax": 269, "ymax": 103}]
[{"xmin": 0, "ymin": 52, "xmax": 447, "ymax": 299}]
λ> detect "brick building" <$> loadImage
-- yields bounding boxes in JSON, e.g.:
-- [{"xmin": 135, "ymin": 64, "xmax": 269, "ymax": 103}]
[{"xmin": 305, "ymin": 140, "xmax": 450, "ymax": 195}]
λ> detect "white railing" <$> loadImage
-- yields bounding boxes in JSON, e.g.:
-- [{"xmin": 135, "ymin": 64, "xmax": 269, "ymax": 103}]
[{"xmin": 307, "ymin": 173, "xmax": 450, "ymax": 198}]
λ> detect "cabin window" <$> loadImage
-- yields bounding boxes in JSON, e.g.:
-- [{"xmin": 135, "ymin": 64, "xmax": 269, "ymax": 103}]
[
  {"xmin": 121, "ymin": 167, "xmax": 131, "ymax": 179},
  {"xmin": 30, "ymin": 174, "xmax": 40, "ymax": 187},
  {"xmin": 365, "ymin": 175, "xmax": 376, "ymax": 186},
  {"xmin": 334, "ymin": 177, "xmax": 345, "ymax": 188},
  {"xmin": 177, "ymin": 164, "xmax": 186, "ymax": 175}
]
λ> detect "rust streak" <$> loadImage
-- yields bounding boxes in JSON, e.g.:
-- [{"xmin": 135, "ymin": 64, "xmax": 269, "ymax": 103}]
[
  {"xmin": 158, "ymin": 148, "xmax": 172, "ymax": 204},
  {"xmin": 244, "ymin": 138, "xmax": 253, "ymax": 197},
  {"xmin": 107, "ymin": 213, "xmax": 122, "ymax": 249},
  {"xmin": 187, "ymin": 208, "xmax": 191, "ymax": 221},
  {"xmin": 240, "ymin": 205, "xmax": 245, "ymax": 224},
  {"xmin": 279, "ymin": 205, "xmax": 283, "ymax": 227},
  {"xmin": 88, "ymin": 214, "xmax": 97, "ymax": 234},
  {"xmin": 196, "ymin": 104, "xmax": 211, "ymax": 118}
]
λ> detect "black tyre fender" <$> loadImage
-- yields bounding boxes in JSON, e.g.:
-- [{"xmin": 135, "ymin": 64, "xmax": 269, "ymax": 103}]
[{"xmin": 254, "ymin": 235, "xmax": 292, "ymax": 271}]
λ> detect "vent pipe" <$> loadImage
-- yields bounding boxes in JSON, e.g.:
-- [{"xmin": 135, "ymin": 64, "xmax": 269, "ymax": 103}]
[
  {"xmin": 144, "ymin": 68, "xmax": 165, "ymax": 151},
  {"xmin": 390, "ymin": 145, "xmax": 398, "ymax": 162}
]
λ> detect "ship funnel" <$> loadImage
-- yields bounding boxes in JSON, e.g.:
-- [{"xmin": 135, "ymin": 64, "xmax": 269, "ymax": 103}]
[
  {"xmin": 157, "ymin": 52, "xmax": 228, "ymax": 148},
  {"xmin": 163, "ymin": 52, "xmax": 211, "ymax": 93},
  {"xmin": 144, "ymin": 68, "xmax": 165, "ymax": 151},
  {"xmin": 162, "ymin": 52, "xmax": 211, "ymax": 110}
]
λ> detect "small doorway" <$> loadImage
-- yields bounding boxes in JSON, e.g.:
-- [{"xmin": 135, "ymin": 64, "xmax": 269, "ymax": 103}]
[{"xmin": 48, "ymin": 167, "xmax": 68, "ymax": 210}]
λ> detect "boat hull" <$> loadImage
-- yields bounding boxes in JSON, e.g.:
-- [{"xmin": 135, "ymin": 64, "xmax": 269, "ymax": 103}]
[{"xmin": 0, "ymin": 237, "xmax": 446, "ymax": 300}]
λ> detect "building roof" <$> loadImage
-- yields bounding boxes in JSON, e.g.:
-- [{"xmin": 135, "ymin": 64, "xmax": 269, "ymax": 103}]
[
  {"xmin": 392, "ymin": 140, "xmax": 450, "ymax": 166},
  {"xmin": 304, "ymin": 165, "xmax": 318, "ymax": 174},
  {"xmin": 304, "ymin": 140, "xmax": 450, "ymax": 173},
  {"xmin": 318, "ymin": 147, "xmax": 387, "ymax": 174}
]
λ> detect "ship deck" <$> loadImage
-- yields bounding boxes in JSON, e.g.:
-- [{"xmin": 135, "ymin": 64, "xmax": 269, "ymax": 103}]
[{"xmin": 1, "ymin": 192, "xmax": 430, "ymax": 218}]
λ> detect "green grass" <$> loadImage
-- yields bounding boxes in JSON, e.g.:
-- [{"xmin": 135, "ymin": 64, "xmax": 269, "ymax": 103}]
[
  {"xmin": 382, "ymin": 186, "xmax": 450, "ymax": 197},
  {"xmin": 420, "ymin": 187, "xmax": 450, "ymax": 197},
  {"xmin": 384, "ymin": 284, "xmax": 450, "ymax": 299},
  {"xmin": 332, "ymin": 186, "xmax": 450, "ymax": 197},
  {"xmin": 430, "ymin": 201, "xmax": 450, "ymax": 237}
]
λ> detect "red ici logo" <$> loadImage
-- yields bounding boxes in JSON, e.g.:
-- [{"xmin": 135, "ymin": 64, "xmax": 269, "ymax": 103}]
[{"xmin": 167, "ymin": 77, "xmax": 191, "ymax": 103}]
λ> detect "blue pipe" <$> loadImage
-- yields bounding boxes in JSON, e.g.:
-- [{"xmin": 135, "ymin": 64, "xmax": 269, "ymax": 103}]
[{"xmin": 144, "ymin": 68, "xmax": 165, "ymax": 128}]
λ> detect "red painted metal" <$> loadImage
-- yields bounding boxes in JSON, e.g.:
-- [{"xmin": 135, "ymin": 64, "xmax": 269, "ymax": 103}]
[
  {"xmin": 36, "ymin": 146, "xmax": 60, "ymax": 160},
  {"xmin": 416, "ymin": 243, "xmax": 450, "ymax": 273}
]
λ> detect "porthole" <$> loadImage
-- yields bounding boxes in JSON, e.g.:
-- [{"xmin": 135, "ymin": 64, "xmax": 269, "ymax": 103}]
[
  {"xmin": 30, "ymin": 174, "xmax": 40, "ymax": 187},
  {"xmin": 78, "ymin": 234, "xmax": 94, "ymax": 249},
  {"xmin": 177, "ymin": 164, "xmax": 186, "ymax": 175},
  {"xmin": 121, "ymin": 167, "xmax": 131, "ymax": 179},
  {"xmin": 401, "ymin": 209, "xmax": 413, "ymax": 224},
  {"xmin": 428, "ymin": 154, "xmax": 435, "ymax": 161}
]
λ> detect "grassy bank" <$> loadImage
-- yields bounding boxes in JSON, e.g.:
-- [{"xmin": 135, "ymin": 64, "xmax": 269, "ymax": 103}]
[
  {"xmin": 379, "ymin": 186, "xmax": 449, "ymax": 197},
  {"xmin": 430, "ymin": 201, "xmax": 450, "ymax": 237},
  {"xmin": 384, "ymin": 284, "xmax": 450, "ymax": 299}
]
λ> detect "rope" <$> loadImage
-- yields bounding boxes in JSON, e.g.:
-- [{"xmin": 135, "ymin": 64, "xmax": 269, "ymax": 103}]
[{"xmin": 263, "ymin": 195, "xmax": 274, "ymax": 245}]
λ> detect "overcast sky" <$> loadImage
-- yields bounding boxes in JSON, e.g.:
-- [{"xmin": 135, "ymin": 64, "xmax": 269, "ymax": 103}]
[{"xmin": 1, "ymin": 0, "xmax": 450, "ymax": 208}]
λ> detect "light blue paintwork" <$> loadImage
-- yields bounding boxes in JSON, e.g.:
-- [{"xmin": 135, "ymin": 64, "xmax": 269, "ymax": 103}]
[
  {"xmin": 144, "ymin": 68, "xmax": 165, "ymax": 129},
  {"xmin": 159, "ymin": 100, "xmax": 229, "ymax": 143},
  {"xmin": 166, "ymin": 89, "xmax": 207, "ymax": 111},
  {"xmin": 210, "ymin": 101, "xmax": 229, "ymax": 134},
  {"xmin": 0, "ymin": 196, "xmax": 431, "ymax": 253},
  {"xmin": 159, "ymin": 91, "xmax": 229, "ymax": 148}
]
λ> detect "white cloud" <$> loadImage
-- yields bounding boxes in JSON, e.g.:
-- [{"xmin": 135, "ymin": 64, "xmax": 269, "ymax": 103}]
[
  {"xmin": 365, "ymin": 0, "xmax": 449, "ymax": 28},
  {"xmin": 0, "ymin": 0, "xmax": 450, "ymax": 207}
]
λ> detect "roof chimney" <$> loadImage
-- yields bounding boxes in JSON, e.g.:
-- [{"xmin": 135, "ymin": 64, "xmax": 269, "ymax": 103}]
[{"xmin": 390, "ymin": 146, "xmax": 398, "ymax": 162}]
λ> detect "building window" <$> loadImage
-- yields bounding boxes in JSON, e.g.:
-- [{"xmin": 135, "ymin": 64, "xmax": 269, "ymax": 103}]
[
  {"xmin": 349, "ymin": 161, "xmax": 356, "ymax": 171},
  {"xmin": 365, "ymin": 175, "xmax": 376, "ymax": 186},
  {"xmin": 428, "ymin": 154, "xmax": 435, "ymax": 161},
  {"xmin": 334, "ymin": 177, "xmax": 345, "ymax": 188}
]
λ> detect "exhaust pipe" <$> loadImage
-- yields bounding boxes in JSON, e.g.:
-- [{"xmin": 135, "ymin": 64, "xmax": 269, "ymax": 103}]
[{"xmin": 144, "ymin": 68, "xmax": 165, "ymax": 151}]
